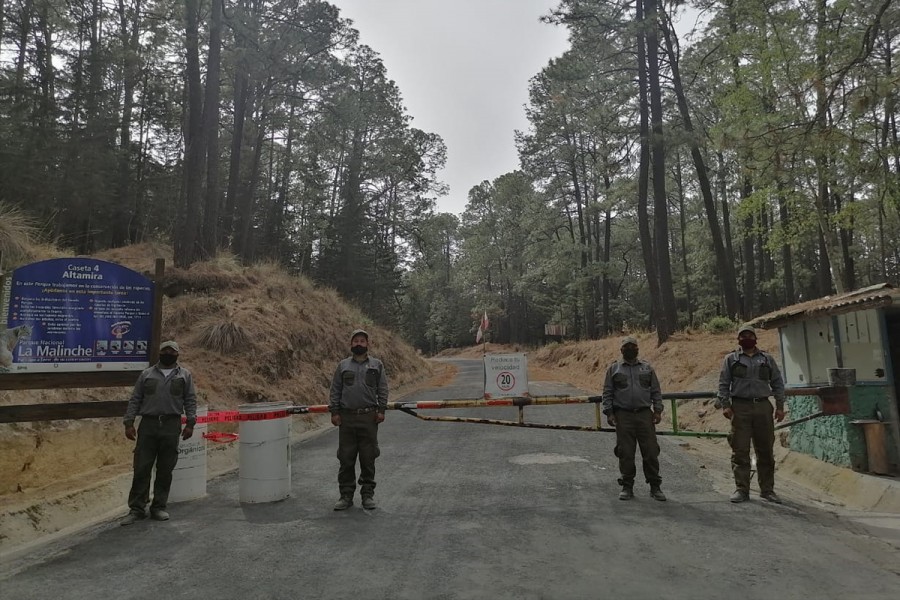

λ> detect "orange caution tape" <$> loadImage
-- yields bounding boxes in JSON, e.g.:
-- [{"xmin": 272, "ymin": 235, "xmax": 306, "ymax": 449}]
[{"xmin": 183, "ymin": 410, "xmax": 291, "ymax": 424}]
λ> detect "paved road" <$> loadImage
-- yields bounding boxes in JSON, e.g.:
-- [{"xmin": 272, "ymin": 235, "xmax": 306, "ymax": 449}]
[{"xmin": 2, "ymin": 359, "xmax": 899, "ymax": 599}]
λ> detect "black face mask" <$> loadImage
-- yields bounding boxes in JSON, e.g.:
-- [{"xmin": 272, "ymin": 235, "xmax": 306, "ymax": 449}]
[
  {"xmin": 622, "ymin": 349, "xmax": 638, "ymax": 362},
  {"xmin": 159, "ymin": 354, "xmax": 178, "ymax": 367},
  {"xmin": 351, "ymin": 345, "xmax": 367, "ymax": 356},
  {"xmin": 738, "ymin": 338, "xmax": 757, "ymax": 351}
]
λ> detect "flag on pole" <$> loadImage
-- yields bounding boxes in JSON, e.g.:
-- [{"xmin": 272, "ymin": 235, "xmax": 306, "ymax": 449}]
[{"xmin": 475, "ymin": 311, "xmax": 489, "ymax": 343}]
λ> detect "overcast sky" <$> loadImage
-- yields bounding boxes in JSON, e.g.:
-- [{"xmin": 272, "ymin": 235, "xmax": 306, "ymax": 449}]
[{"xmin": 329, "ymin": 0, "xmax": 571, "ymax": 215}]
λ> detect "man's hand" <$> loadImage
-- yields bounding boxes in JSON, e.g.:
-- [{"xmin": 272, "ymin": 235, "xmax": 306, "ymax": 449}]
[
  {"xmin": 181, "ymin": 426, "xmax": 194, "ymax": 441},
  {"xmin": 125, "ymin": 425, "xmax": 137, "ymax": 440},
  {"xmin": 330, "ymin": 413, "xmax": 342, "ymax": 426},
  {"xmin": 774, "ymin": 408, "xmax": 786, "ymax": 423},
  {"xmin": 652, "ymin": 411, "xmax": 662, "ymax": 425},
  {"xmin": 375, "ymin": 412, "xmax": 385, "ymax": 424},
  {"xmin": 723, "ymin": 407, "xmax": 734, "ymax": 420},
  {"xmin": 607, "ymin": 414, "xmax": 616, "ymax": 427}
]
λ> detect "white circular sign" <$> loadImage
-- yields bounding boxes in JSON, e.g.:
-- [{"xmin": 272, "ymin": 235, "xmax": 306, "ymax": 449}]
[{"xmin": 496, "ymin": 371, "xmax": 516, "ymax": 392}]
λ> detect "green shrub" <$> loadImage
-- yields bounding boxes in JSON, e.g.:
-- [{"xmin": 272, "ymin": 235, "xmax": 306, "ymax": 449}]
[{"xmin": 704, "ymin": 316, "xmax": 739, "ymax": 333}]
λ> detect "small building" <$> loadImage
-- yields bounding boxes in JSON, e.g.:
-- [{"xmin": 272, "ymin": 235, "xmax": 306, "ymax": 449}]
[{"xmin": 749, "ymin": 283, "xmax": 900, "ymax": 475}]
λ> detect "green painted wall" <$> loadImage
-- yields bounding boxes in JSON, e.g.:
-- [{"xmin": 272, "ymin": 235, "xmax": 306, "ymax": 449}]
[
  {"xmin": 787, "ymin": 386, "xmax": 899, "ymax": 471},
  {"xmin": 786, "ymin": 395, "xmax": 850, "ymax": 467}
]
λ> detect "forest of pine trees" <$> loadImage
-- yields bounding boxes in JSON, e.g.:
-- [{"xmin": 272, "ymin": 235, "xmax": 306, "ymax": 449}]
[{"xmin": 2, "ymin": 0, "xmax": 898, "ymax": 351}]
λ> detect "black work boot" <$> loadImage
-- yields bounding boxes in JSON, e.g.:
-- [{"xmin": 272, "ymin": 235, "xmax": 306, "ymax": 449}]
[
  {"xmin": 619, "ymin": 486, "xmax": 634, "ymax": 501},
  {"xmin": 730, "ymin": 489, "xmax": 750, "ymax": 503},
  {"xmin": 333, "ymin": 496, "xmax": 353, "ymax": 511}
]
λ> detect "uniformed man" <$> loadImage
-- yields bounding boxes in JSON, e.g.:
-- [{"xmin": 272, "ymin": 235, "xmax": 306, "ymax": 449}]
[
  {"xmin": 717, "ymin": 325, "xmax": 786, "ymax": 504},
  {"xmin": 121, "ymin": 340, "xmax": 197, "ymax": 525},
  {"xmin": 329, "ymin": 329, "xmax": 389, "ymax": 511},
  {"xmin": 602, "ymin": 336, "xmax": 667, "ymax": 501}
]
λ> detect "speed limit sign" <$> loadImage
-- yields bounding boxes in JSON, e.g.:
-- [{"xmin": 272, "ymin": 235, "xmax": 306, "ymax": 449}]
[
  {"xmin": 496, "ymin": 371, "xmax": 516, "ymax": 392},
  {"xmin": 484, "ymin": 353, "xmax": 528, "ymax": 398}
]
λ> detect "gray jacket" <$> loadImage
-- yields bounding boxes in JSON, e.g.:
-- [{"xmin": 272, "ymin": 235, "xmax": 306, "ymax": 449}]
[
  {"xmin": 124, "ymin": 363, "xmax": 198, "ymax": 426},
  {"xmin": 602, "ymin": 359, "xmax": 663, "ymax": 414},
  {"xmin": 329, "ymin": 355, "xmax": 389, "ymax": 413},
  {"xmin": 717, "ymin": 349, "xmax": 785, "ymax": 410}
]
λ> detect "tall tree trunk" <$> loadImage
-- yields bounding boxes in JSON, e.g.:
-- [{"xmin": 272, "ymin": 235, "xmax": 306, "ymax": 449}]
[
  {"xmin": 636, "ymin": 0, "xmax": 660, "ymax": 334},
  {"xmin": 175, "ymin": 0, "xmax": 205, "ymax": 267},
  {"xmin": 13, "ymin": 0, "xmax": 32, "ymax": 105},
  {"xmin": 834, "ymin": 190, "xmax": 856, "ymax": 290},
  {"xmin": 817, "ymin": 227, "xmax": 832, "ymax": 296},
  {"xmin": 661, "ymin": 16, "xmax": 740, "ymax": 319},
  {"xmin": 201, "ymin": 0, "xmax": 223, "ymax": 257},
  {"xmin": 741, "ymin": 176, "xmax": 755, "ymax": 317},
  {"xmin": 222, "ymin": 0, "xmax": 251, "ymax": 247},
  {"xmin": 236, "ymin": 99, "xmax": 270, "ymax": 262},
  {"xmin": 675, "ymin": 157, "xmax": 693, "ymax": 327},
  {"xmin": 774, "ymin": 152, "xmax": 795, "ymax": 304},
  {"xmin": 717, "ymin": 152, "xmax": 736, "ymax": 284},
  {"xmin": 267, "ymin": 98, "xmax": 297, "ymax": 262},
  {"xmin": 813, "ymin": 0, "xmax": 845, "ymax": 292},
  {"xmin": 603, "ymin": 199, "xmax": 612, "ymax": 336},
  {"xmin": 112, "ymin": 0, "xmax": 142, "ymax": 247},
  {"xmin": 644, "ymin": 0, "xmax": 677, "ymax": 342}
]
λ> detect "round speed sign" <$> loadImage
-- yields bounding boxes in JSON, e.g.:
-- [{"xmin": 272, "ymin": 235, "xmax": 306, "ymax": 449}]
[{"xmin": 496, "ymin": 371, "xmax": 516, "ymax": 392}]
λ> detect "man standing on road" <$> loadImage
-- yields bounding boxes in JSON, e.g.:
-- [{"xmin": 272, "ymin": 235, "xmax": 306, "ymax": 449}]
[
  {"xmin": 602, "ymin": 336, "xmax": 667, "ymax": 502},
  {"xmin": 329, "ymin": 329, "xmax": 389, "ymax": 511},
  {"xmin": 716, "ymin": 325, "xmax": 786, "ymax": 504},
  {"xmin": 121, "ymin": 340, "xmax": 197, "ymax": 525}
]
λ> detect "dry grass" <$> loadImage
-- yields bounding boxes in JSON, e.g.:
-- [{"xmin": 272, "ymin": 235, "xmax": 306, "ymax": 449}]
[
  {"xmin": 2, "ymin": 246, "xmax": 435, "ymax": 497},
  {"xmin": 196, "ymin": 319, "xmax": 253, "ymax": 353},
  {"xmin": 0, "ymin": 203, "xmax": 62, "ymax": 267},
  {"xmin": 443, "ymin": 329, "xmax": 782, "ymax": 435}
]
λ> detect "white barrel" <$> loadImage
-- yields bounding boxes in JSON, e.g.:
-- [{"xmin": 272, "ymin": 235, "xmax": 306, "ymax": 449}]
[
  {"xmin": 168, "ymin": 406, "xmax": 208, "ymax": 503},
  {"xmin": 239, "ymin": 401, "xmax": 292, "ymax": 503}
]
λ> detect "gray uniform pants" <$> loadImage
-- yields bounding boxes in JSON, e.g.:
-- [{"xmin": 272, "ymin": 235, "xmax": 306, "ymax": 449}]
[
  {"xmin": 615, "ymin": 409, "xmax": 661, "ymax": 488},
  {"xmin": 729, "ymin": 399, "xmax": 776, "ymax": 493},
  {"xmin": 337, "ymin": 412, "xmax": 380, "ymax": 498},
  {"xmin": 127, "ymin": 416, "xmax": 181, "ymax": 514}
]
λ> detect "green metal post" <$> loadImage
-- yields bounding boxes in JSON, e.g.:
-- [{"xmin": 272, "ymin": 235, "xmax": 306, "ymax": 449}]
[{"xmin": 670, "ymin": 398, "xmax": 679, "ymax": 433}]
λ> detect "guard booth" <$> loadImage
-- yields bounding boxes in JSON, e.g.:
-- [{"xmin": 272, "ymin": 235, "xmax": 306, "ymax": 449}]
[{"xmin": 749, "ymin": 284, "xmax": 900, "ymax": 475}]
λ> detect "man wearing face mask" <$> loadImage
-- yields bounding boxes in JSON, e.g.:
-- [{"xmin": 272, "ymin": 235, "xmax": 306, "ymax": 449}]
[
  {"xmin": 716, "ymin": 325, "xmax": 786, "ymax": 504},
  {"xmin": 602, "ymin": 336, "xmax": 666, "ymax": 501},
  {"xmin": 329, "ymin": 329, "xmax": 389, "ymax": 511},
  {"xmin": 121, "ymin": 340, "xmax": 197, "ymax": 525}
]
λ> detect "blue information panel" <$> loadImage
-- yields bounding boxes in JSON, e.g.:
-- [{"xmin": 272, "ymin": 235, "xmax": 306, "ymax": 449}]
[{"xmin": 1, "ymin": 258, "xmax": 154, "ymax": 373}]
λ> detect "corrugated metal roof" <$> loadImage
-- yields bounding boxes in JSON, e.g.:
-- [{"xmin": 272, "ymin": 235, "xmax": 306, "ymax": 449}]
[{"xmin": 748, "ymin": 283, "xmax": 900, "ymax": 329}]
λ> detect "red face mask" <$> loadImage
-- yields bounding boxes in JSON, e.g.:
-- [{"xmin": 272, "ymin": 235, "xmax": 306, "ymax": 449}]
[{"xmin": 738, "ymin": 338, "xmax": 757, "ymax": 350}]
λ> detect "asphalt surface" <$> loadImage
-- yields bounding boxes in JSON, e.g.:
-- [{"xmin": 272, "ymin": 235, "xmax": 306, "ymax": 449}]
[{"xmin": 2, "ymin": 358, "xmax": 899, "ymax": 599}]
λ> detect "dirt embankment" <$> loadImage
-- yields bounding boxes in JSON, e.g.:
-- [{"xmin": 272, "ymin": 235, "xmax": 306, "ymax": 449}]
[
  {"xmin": 527, "ymin": 329, "xmax": 781, "ymax": 431},
  {"xmin": 0, "ymin": 244, "xmax": 434, "ymax": 504},
  {"xmin": 448, "ymin": 331, "xmax": 780, "ymax": 432}
]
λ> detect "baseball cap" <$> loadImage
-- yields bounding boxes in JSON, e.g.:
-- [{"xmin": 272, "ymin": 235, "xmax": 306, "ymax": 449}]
[
  {"xmin": 620, "ymin": 336, "xmax": 638, "ymax": 348},
  {"xmin": 738, "ymin": 325, "xmax": 756, "ymax": 336},
  {"xmin": 159, "ymin": 340, "xmax": 180, "ymax": 353},
  {"xmin": 350, "ymin": 329, "xmax": 369, "ymax": 342}
]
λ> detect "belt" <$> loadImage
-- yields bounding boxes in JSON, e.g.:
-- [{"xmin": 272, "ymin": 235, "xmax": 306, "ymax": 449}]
[
  {"xmin": 340, "ymin": 407, "xmax": 377, "ymax": 414},
  {"xmin": 732, "ymin": 397, "xmax": 770, "ymax": 403},
  {"xmin": 141, "ymin": 414, "xmax": 181, "ymax": 422},
  {"xmin": 613, "ymin": 406, "xmax": 651, "ymax": 413}
]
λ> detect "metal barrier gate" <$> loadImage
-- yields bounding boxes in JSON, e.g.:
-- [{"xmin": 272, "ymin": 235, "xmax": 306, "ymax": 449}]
[{"xmin": 289, "ymin": 385, "xmax": 851, "ymax": 439}]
